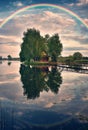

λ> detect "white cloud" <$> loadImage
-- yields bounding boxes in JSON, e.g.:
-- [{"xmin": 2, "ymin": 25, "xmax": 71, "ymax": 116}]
[
  {"xmin": 68, "ymin": 3, "xmax": 75, "ymax": 6},
  {"xmin": 0, "ymin": 10, "xmax": 76, "ymax": 37},
  {"xmin": 13, "ymin": 1, "xmax": 24, "ymax": 7},
  {"xmin": 0, "ymin": 44, "xmax": 20, "ymax": 57},
  {"xmin": 84, "ymin": 18, "xmax": 88, "ymax": 25},
  {"xmin": 0, "ymin": 19, "xmax": 3, "ymax": 22},
  {"xmin": 68, "ymin": 0, "xmax": 88, "ymax": 6},
  {"xmin": 77, "ymin": 0, "xmax": 88, "ymax": 6},
  {"xmin": 0, "ymin": 19, "xmax": 3, "ymax": 25},
  {"xmin": 0, "ymin": 10, "xmax": 87, "ymax": 57},
  {"xmin": 11, "ymin": 11, "xmax": 76, "ymax": 36},
  {"xmin": 0, "ymin": 35, "xmax": 21, "ymax": 44}
]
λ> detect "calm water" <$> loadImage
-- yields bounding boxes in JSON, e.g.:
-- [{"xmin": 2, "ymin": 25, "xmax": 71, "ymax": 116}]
[{"xmin": 0, "ymin": 61, "xmax": 88, "ymax": 130}]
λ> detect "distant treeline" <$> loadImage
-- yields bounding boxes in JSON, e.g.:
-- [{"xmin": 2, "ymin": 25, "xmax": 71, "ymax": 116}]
[
  {"xmin": 0, "ymin": 56, "xmax": 20, "ymax": 61},
  {"xmin": 58, "ymin": 52, "xmax": 88, "ymax": 65}
]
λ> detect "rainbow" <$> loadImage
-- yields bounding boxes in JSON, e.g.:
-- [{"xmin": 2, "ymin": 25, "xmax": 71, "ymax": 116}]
[{"xmin": 0, "ymin": 3, "xmax": 88, "ymax": 28}]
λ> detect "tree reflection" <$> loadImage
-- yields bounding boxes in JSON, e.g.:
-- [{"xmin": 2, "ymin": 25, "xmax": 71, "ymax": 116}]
[
  {"xmin": 47, "ymin": 66, "xmax": 62, "ymax": 94},
  {"xmin": 19, "ymin": 64, "xmax": 62, "ymax": 99},
  {"xmin": 8, "ymin": 62, "xmax": 12, "ymax": 66},
  {"xmin": 0, "ymin": 61, "xmax": 2, "ymax": 64}
]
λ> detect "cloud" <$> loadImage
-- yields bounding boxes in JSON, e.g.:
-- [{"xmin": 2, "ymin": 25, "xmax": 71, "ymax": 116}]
[
  {"xmin": 0, "ymin": 19, "xmax": 3, "ymax": 25},
  {"xmin": 0, "ymin": 34, "xmax": 22, "ymax": 58},
  {"xmin": 68, "ymin": 3, "xmax": 75, "ymax": 6},
  {"xmin": 69, "ymin": 0, "xmax": 88, "ymax": 6},
  {"xmin": 61, "ymin": 35, "xmax": 88, "ymax": 56},
  {"xmin": 0, "ymin": 44, "xmax": 20, "ymax": 57},
  {"xmin": 44, "ymin": 11, "xmax": 75, "ymax": 25},
  {"xmin": 65, "ymin": 47, "xmax": 88, "ymax": 51},
  {"xmin": 0, "ymin": 19, "xmax": 3, "ymax": 22},
  {"xmin": 0, "ymin": 35, "xmax": 21, "ymax": 45},
  {"xmin": 84, "ymin": 18, "xmax": 88, "ymax": 24},
  {"xmin": 12, "ymin": 10, "xmax": 76, "ymax": 35},
  {"xmin": 67, "ymin": 0, "xmax": 88, "ymax": 21},
  {"xmin": 0, "ymin": 10, "xmax": 76, "ymax": 37},
  {"xmin": 11, "ymin": 0, "xmax": 32, "ymax": 8},
  {"xmin": 63, "ymin": 35, "xmax": 88, "ymax": 44},
  {"xmin": 13, "ymin": 1, "xmax": 24, "ymax": 7},
  {"xmin": 77, "ymin": 0, "xmax": 88, "ymax": 6},
  {"xmin": 61, "ymin": 37, "xmax": 88, "ymax": 55},
  {"xmin": 0, "ymin": 9, "xmax": 87, "ymax": 57}
]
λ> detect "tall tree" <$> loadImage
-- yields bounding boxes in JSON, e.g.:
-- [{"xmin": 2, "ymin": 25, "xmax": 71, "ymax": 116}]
[
  {"xmin": 48, "ymin": 34, "xmax": 63, "ymax": 62},
  {"xmin": 7, "ymin": 55, "xmax": 12, "ymax": 60},
  {"xmin": 73, "ymin": 52, "xmax": 83, "ymax": 60},
  {"xmin": 20, "ymin": 65, "xmax": 62, "ymax": 99},
  {"xmin": 20, "ymin": 28, "xmax": 46, "ymax": 62},
  {"xmin": 19, "ymin": 64, "xmax": 49, "ymax": 99},
  {"xmin": 47, "ymin": 67, "xmax": 62, "ymax": 94},
  {"xmin": 20, "ymin": 28, "xmax": 63, "ymax": 62}
]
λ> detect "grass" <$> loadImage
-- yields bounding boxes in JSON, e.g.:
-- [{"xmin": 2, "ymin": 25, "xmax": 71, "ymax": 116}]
[
  {"xmin": 24, "ymin": 61, "xmax": 49, "ymax": 66},
  {"xmin": 24, "ymin": 61, "xmax": 58, "ymax": 66}
]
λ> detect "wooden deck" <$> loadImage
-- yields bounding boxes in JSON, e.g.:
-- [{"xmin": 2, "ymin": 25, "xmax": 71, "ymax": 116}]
[{"xmin": 57, "ymin": 64, "xmax": 88, "ymax": 74}]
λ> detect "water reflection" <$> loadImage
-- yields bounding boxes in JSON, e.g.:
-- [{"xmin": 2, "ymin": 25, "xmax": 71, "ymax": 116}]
[
  {"xmin": 0, "ymin": 62, "xmax": 88, "ymax": 130},
  {"xmin": 0, "ymin": 61, "xmax": 2, "ymax": 64},
  {"xmin": 47, "ymin": 66, "xmax": 62, "ymax": 94},
  {"xmin": 19, "ymin": 64, "xmax": 62, "ymax": 99},
  {"xmin": 8, "ymin": 61, "xmax": 12, "ymax": 66}
]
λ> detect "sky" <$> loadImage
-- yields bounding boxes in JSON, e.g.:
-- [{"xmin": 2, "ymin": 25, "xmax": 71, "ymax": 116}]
[{"xmin": 0, "ymin": 0, "xmax": 88, "ymax": 57}]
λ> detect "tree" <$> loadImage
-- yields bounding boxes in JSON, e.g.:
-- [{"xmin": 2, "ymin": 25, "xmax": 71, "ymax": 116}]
[
  {"xmin": 47, "ymin": 34, "xmax": 63, "ymax": 62},
  {"xmin": 73, "ymin": 52, "xmax": 83, "ymax": 60},
  {"xmin": 20, "ymin": 28, "xmax": 46, "ymax": 62},
  {"xmin": 0, "ymin": 56, "xmax": 2, "ymax": 60},
  {"xmin": 65, "ymin": 55, "xmax": 74, "ymax": 66},
  {"xmin": 7, "ymin": 55, "xmax": 12, "ymax": 60},
  {"xmin": 47, "ymin": 66, "xmax": 62, "ymax": 94},
  {"xmin": 19, "ymin": 64, "xmax": 62, "ymax": 99},
  {"xmin": 19, "ymin": 64, "xmax": 49, "ymax": 99},
  {"xmin": 45, "ymin": 34, "xmax": 50, "ymax": 42},
  {"xmin": 19, "ymin": 28, "xmax": 63, "ymax": 63}
]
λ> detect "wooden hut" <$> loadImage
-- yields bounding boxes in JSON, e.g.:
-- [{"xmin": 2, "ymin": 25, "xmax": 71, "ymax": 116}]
[{"xmin": 41, "ymin": 51, "xmax": 49, "ymax": 62}]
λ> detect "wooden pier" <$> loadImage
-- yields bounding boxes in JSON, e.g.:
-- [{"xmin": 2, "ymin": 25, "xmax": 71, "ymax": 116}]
[{"xmin": 57, "ymin": 64, "xmax": 88, "ymax": 74}]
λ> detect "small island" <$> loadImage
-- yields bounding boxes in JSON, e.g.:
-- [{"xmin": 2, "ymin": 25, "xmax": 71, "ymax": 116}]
[
  {"xmin": 0, "ymin": 28, "xmax": 88, "ymax": 70},
  {"xmin": 19, "ymin": 28, "xmax": 88, "ymax": 70},
  {"xmin": 19, "ymin": 28, "xmax": 62, "ymax": 65}
]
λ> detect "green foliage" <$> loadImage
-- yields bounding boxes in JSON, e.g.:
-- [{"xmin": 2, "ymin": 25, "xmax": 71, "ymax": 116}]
[
  {"xmin": 73, "ymin": 52, "xmax": 83, "ymax": 60},
  {"xmin": 20, "ymin": 64, "xmax": 62, "ymax": 99},
  {"xmin": 45, "ymin": 34, "xmax": 50, "ymax": 42},
  {"xmin": 59, "ymin": 52, "xmax": 84, "ymax": 66},
  {"xmin": 20, "ymin": 28, "xmax": 46, "ymax": 62},
  {"xmin": 74, "ymin": 60, "xmax": 88, "ymax": 64},
  {"xmin": 7, "ymin": 55, "xmax": 12, "ymax": 60},
  {"xmin": 64, "ymin": 56, "xmax": 74, "ymax": 65},
  {"xmin": 20, "ymin": 28, "xmax": 63, "ymax": 62},
  {"xmin": 48, "ymin": 34, "xmax": 63, "ymax": 62},
  {"xmin": 47, "ymin": 67, "xmax": 62, "ymax": 94}
]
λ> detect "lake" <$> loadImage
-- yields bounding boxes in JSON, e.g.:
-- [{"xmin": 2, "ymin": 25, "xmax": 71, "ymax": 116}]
[{"xmin": 0, "ymin": 61, "xmax": 88, "ymax": 130}]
